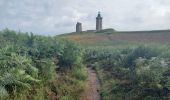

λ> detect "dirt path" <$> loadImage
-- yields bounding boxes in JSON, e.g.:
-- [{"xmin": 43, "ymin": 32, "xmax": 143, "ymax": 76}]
[{"xmin": 80, "ymin": 68, "xmax": 101, "ymax": 100}]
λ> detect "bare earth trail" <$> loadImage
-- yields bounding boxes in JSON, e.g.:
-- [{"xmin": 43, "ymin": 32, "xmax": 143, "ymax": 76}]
[{"xmin": 80, "ymin": 68, "xmax": 101, "ymax": 100}]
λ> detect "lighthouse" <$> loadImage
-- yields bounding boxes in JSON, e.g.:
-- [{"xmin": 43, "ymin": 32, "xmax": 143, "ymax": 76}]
[{"xmin": 96, "ymin": 12, "xmax": 103, "ymax": 31}]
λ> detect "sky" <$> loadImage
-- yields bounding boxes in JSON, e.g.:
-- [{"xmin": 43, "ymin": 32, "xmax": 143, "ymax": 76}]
[{"xmin": 0, "ymin": 0, "xmax": 170, "ymax": 35}]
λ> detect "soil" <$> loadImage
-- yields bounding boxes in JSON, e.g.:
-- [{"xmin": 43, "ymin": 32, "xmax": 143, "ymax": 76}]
[{"xmin": 80, "ymin": 68, "xmax": 101, "ymax": 100}]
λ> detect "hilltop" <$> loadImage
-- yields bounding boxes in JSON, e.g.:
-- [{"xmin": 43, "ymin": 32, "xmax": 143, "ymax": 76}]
[{"xmin": 59, "ymin": 29, "xmax": 170, "ymax": 46}]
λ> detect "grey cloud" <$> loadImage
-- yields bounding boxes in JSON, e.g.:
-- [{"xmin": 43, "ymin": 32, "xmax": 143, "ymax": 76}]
[{"xmin": 0, "ymin": 0, "xmax": 170, "ymax": 35}]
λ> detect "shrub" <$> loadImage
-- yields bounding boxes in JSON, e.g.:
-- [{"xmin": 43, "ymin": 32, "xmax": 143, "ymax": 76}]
[
  {"xmin": 58, "ymin": 40, "xmax": 84, "ymax": 70},
  {"xmin": 123, "ymin": 46, "xmax": 159, "ymax": 69},
  {"xmin": 34, "ymin": 59, "xmax": 56, "ymax": 82}
]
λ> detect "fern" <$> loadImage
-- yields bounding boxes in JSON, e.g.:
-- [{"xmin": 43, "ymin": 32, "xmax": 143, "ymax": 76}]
[
  {"xmin": 0, "ymin": 46, "xmax": 41, "ymax": 99},
  {"xmin": 0, "ymin": 85, "xmax": 8, "ymax": 99}
]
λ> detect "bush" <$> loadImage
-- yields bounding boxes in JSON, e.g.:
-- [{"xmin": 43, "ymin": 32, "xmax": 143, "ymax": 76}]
[
  {"xmin": 58, "ymin": 40, "xmax": 84, "ymax": 70},
  {"xmin": 34, "ymin": 59, "xmax": 56, "ymax": 82},
  {"xmin": 123, "ymin": 46, "xmax": 159, "ymax": 69}
]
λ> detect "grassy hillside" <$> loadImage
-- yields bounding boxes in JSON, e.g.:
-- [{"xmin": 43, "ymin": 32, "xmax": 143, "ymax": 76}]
[{"xmin": 60, "ymin": 30, "xmax": 170, "ymax": 46}]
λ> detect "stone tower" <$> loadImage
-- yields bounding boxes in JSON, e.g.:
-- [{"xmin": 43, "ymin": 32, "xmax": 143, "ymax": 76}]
[
  {"xmin": 76, "ymin": 22, "xmax": 82, "ymax": 32},
  {"xmin": 96, "ymin": 12, "xmax": 103, "ymax": 31}
]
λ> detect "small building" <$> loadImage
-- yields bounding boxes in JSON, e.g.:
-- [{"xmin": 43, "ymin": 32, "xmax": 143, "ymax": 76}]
[
  {"xmin": 76, "ymin": 22, "xmax": 82, "ymax": 33},
  {"xmin": 96, "ymin": 12, "xmax": 103, "ymax": 31}
]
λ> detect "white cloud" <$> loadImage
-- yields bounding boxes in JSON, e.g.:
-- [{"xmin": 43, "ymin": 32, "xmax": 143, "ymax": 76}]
[{"xmin": 0, "ymin": 0, "xmax": 170, "ymax": 35}]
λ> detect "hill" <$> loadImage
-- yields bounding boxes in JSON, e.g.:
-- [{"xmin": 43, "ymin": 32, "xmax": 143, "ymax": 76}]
[{"xmin": 60, "ymin": 29, "xmax": 170, "ymax": 46}]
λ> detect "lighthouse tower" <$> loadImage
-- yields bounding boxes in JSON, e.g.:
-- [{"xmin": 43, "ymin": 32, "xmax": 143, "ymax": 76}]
[
  {"xmin": 76, "ymin": 22, "xmax": 82, "ymax": 33},
  {"xmin": 96, "ymin": 12, "xmax": 103, "ymax": 31}
]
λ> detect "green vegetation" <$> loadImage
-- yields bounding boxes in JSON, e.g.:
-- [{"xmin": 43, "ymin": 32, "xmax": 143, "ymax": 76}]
[
  {"xmin": 0, "ymin": 29, "xmax": 87, "ymax": 100},
  {"xmin": 85, "ymin": 45, "xmax": 170, "ymax": 100},
  {"xmin": 65, "ymin": 31, "xmax": 170, "ymax": 100},
  {"xmin": 1, "ymin": 28, "xmax": 170, "ymax": 100}
]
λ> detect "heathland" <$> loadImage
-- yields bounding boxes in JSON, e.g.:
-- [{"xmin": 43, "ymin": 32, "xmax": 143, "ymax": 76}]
[
  {"xmin": 0, "ymin": 28, "xmax": 170, "ymax": 100},
  {"xmin": 62, "ymin": 29, "xmax": 170, "ymax": 100}
]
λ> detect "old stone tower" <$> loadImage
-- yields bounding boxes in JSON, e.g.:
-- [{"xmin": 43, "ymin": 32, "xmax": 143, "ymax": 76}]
[
  {"xmin": 96, "ymin": 12, "xmax": 103, "ymax": 31},
  {"xmin": 76, "ymin": 22, "xmax": 82, "ymax": 32}
]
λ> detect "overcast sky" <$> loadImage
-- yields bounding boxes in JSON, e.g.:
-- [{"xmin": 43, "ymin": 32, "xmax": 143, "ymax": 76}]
[{"xmin": 0, "ymin": 0, "xmax": 170, "ymax": 35}]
